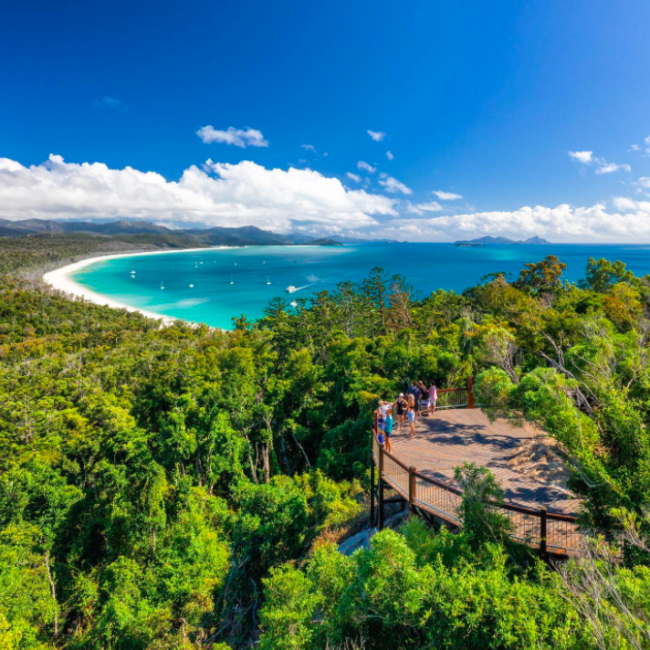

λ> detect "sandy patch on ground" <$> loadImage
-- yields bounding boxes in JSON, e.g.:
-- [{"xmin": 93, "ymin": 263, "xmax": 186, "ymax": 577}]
[{"xmin": 507, "ymin": 435, "xmax": 572, "ymax": 493}]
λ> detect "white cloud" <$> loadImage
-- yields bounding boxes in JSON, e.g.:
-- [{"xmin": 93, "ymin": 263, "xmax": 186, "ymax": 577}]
[
  {"xmin": 93, "ymin": 96, "xmax": 127, "ymax": 112},
  {"xmin": 301, "ymin": 144, "xmax": 317, "ymax": 153},
  {"xmin": 379, "ymin": 176, "xmax": 412, "ymax": 195},
  {"xmin": 196, "ymin": 126, "xmax": 269, "ymax": 148},
  {"xmin": 613, "ymin": 197, "xmax": 638, "ymax": 211},
  {"xmin": 386, "ymin": 151, "xmax": 394, "ymax": 161},
  {"xmin": 375, "ymin": 201, "xmax": 650, "ymax": 243},
  {"xmin": 629, "ymin": 144, "xmax": 641, "ymax": 152},
  {"xmin": 568, "ymin": 150, "xmax": 594, "ymax": 164},
  {"xmin": 367, "ymin": 130, "xmax": 386, "ymax": 142},
  {"xmin": 568, "ymin": 150, "xmax": 631, "ymax": 175},
  {"xmin": 406, "ymin": 201, "xmax": 443, "ymax": 215},
  {"xmin": 346, "ymin": 172, "xmax": 361, "ymax": 183},
  {"xmin": 639, "ymin": 177, "xmax": 650, "ymax": 189},
  {"xmin": 357, "ymin": 160, "xmax": 376, "ymax": 173},
  {"xmin": 595, "ymin": 162, "xmax": 631, "ymax": 175},
  {"xmin": 645, "ymin": 135, "xmax": 650, "ymax": 145},
  {"xmin": 432, "ymin": 190, "xmax": 463, "ymax": 200},
  {"xmin": 0, "ymin": 155, "xmax": 396, "ymax": 233}
]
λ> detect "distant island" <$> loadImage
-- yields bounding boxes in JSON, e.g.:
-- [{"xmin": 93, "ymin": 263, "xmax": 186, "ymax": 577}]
[
  {"xmin": 454, "ymin": 235, "xmax": 552, "ymax": 247},
  {"xmin": 308, "ymin": 238, "xmax": 344, "ymax": 246}
]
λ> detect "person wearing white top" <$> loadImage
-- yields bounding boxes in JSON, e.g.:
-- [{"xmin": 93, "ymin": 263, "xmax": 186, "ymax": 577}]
[{"xmin": 428, "ymin": 383, "xmax": 438, "ymax": 415}]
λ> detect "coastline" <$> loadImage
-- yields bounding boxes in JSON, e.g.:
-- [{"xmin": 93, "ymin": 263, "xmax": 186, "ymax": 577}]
[{"xmin": 42, "ymin": 247, "xmax": 233, "ymax": 326}]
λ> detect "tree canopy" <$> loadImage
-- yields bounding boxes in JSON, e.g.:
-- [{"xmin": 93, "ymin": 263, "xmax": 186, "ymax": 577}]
[{"xmin": 3, "ymin": 236, "xmax": 650, "ymax": 648}]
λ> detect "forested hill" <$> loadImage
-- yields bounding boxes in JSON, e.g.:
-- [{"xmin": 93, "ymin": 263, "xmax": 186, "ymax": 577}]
[
  {"xmin": 3, "ymin": 239, "xmax": 650, "ymax": 649},
  {"xmin": 0, "ymin": 232, "xmax": 209, "ymax": 276}
]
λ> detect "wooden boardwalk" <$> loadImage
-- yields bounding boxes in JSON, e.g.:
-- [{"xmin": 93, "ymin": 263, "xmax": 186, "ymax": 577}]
[{"xmin": 390, "ymin": 409, "xmax": 580, "ymax": 517}]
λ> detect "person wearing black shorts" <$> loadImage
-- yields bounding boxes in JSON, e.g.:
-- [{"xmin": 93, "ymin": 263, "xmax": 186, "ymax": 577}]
[{"xmin": 394, "ymin": 393, "xmax": 407, "ymax": 431}]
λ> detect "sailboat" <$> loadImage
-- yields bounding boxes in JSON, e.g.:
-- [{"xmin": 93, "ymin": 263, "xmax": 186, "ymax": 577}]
[
  {"xmin": 266, "ymin": 276, "xmax": 271, "ymax": 285},
  {"xmin": 160, "ymin": 281, "xmax": 165, "ymax": 290},
  {"xmin": 230, "ymin": 274, "xmax": 234, "ymax": 285}
]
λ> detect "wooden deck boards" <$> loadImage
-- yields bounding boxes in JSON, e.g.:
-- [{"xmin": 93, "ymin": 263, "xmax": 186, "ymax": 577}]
[{"xmin": 390, "ymin": 408, "xmax": 580, "ymax": 517}]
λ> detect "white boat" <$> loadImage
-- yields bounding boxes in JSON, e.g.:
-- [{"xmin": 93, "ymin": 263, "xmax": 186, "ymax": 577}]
[
  {"xmin": 286, "ymin": 285, "xmax": 298, "ymax": 293},
  {"xmin": 266, "ymin": 276, "xmax": 271, "ymax": 285},
  {"xmin": 290, "ymin": 300, "xmax": 298, "ymax": 307},
  {"xmin": 230, "ymin": 274, "xmax": 234, "ymax": 285},
  {"xmin": 160, "ymin": 282, "xmax": 165, "ymax": 290},
  {"xmin": 189, "ymin": 284, "xmax": 194, "ymax": 288}
]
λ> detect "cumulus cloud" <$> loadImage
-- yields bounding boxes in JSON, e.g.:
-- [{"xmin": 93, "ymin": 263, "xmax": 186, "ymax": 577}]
[
  {"xmin": 93, "ymin": 96, "xmax": 127, "ymax": 112},
  {"xmin": 629, "ymin": 144, "xmax": 641, "ymax": 152},
  {"xmin": 432, "ymin": 190, "xmax": 463, "ymax": 200},
  {"xmin": 301, "ymin": 144, "xmax": 317, "ymax": 153},
  {"xmin": 613, "ymin": 196, "xmax": 638, "ymax": 211},
  {"xmin": 374, "ymin": 201, "xmax": 650, "ymax": 243},
  {"xmin": 196, "ymin": 126, "xmax": 269, "ymax": 148},
  {"xmin": 386, "ymin": 151, "xmax": 394, "ymax": 160},
  {"xmin": 406, "ymin": 201, "xmax": 443, "ymax": 215},
  {"xmin": 378, "ymin": 175, "xmax": 412, "ymax": 195},
  {"xmin": 0, "ymin": 155, "xmax": 396, "ymax": 233},
  {"xmin": 346, "ymin": 172, "xmax": 361, "ymax": 183},
  {"xmin": 367, "ymin": 130, "xmax": 386, "ymax": 142},
  {"xmin": 569, "ymin": 150, "xmax": 631, "ymax": 175},
  {"xmin": 569, "ymin": 150, "xmax": 594, "ymax": 164},
  {"xmin": 357, "ymin": 160, "xmax": 376, "ymax": 173},
  {"xmin": 595, "ymin": 162, "xmax": 631, "ymax": 175},
  {"xmin": 639, "ymin": 177, "xmax": 650, "ymax": 189}
]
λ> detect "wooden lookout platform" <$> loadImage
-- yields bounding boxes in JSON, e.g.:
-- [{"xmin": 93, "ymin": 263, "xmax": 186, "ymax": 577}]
[
  {"xmin": 393, "ymin": 409, "xmax": 580, "ymax": 517},
  {"xmin": 371, "ymin": 397, "xmax": 583, "ymax": 557}
]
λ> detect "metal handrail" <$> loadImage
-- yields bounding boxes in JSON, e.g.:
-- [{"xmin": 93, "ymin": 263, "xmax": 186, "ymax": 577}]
[{"xmin": 372, "ymin": 427, "xmax": 580, "ymax": 556}]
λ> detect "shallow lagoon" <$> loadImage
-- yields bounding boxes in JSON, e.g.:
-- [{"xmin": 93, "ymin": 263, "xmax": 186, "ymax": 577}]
[{"xmin": 71, "ymin": 243, "xmax": 650, "ymax": 329}]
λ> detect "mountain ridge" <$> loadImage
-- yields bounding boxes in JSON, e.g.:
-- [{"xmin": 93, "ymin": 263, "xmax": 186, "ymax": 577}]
[
  {"xmin": 454, "ymin": 235, "xmax": 552, "ymax": 246},
  {"xmin": 0, "ymin": 219, "xmax": 402, "ymax": 246}
]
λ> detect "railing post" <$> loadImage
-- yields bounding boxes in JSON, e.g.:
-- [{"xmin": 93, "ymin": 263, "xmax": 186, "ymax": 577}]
[
  {"xmin": 378, "ymin": 445, "xmax": 385, "ymax": 531},
  {"xmin": 408, "ymin": 466, "xmax": 416, "ymax": 514},
  {"xmin": 539, "ymin": 508, "xmax": 547, "ymax": 559},
  {"xmin": 467, "ymin": 376, "xmax": 475, "ymax": 409},
  {"xmin": 370, "ymin": 451, "xmax": 376, "ymax": 527}
]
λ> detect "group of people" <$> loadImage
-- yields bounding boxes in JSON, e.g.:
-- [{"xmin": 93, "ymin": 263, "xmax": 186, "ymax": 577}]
[{"xmin": 375, "ymin": 380, "xmax": 438, "ymax": 452}]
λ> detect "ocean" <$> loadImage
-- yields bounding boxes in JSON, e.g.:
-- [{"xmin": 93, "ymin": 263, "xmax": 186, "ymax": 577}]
[{"xmin": 70, "ymin": 243, "xmax": 650, "ymax": 329}]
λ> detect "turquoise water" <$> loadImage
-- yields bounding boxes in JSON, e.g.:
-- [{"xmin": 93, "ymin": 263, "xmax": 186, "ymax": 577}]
[{"xmin": 71, "ymin": 243, "xmax": 650, "ymax": 329}]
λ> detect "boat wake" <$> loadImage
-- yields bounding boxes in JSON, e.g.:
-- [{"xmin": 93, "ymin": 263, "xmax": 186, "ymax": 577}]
[{"xmin": 286, "ymin": 283, "xmax": 312, "ymax": 294}]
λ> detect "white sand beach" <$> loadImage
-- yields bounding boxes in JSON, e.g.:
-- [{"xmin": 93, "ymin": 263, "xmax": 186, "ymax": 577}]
[{"xmin": 42, "ymin": 247, "xmax": 231, "ymax": 325}]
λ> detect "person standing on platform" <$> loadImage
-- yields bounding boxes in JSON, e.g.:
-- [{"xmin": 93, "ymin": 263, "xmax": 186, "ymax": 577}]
[
  {"xmin": 384, "ymin": 410, "xmax": 393, "ymax": 452},
  {"xmin": 394, "ymin": 393, "xmax": 407, "ymax": 431},
  {"xmin": 428, "ymin": 382, "xmax": 438, "ymax": 415},
  {"xmin": 407, "ymin": 381, "xmax": 421, "ymax": 420}
]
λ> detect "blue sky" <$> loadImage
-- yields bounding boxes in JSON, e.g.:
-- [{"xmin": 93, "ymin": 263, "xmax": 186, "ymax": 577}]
[{"xmin": 1, "ymin": 0, "xmax": 649, "ymax": 241}]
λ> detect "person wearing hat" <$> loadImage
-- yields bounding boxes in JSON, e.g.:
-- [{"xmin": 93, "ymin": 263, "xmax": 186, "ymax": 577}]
[{"xmin": 394, "ymin": 393, "xmax": 407, "ymax": 431}]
